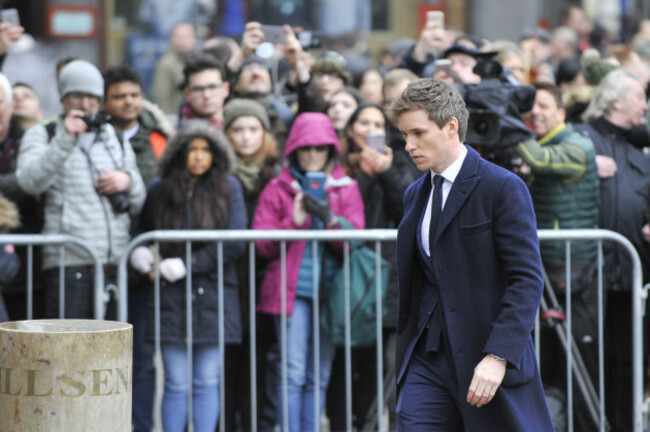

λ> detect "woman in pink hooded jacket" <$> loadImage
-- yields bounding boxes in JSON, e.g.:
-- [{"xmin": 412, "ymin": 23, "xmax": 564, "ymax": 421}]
[{"xmin": 253, "ymin": 112, "xmax": 364, "ymax": 432}]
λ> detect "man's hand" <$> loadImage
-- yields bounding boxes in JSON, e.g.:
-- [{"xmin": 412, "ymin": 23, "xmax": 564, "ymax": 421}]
[
  {"xmin": 595, "ymin": 155, "xmax": 617, "ymax": 178},
  {"xmin": 466, "ymin": 354, "xmax": 507, "ymax": 407},
  {"xmin": 0, "ymin": 22, "xmax": 24, "ymax": 56},
  {"xmin": 412, "ymin": 19, "xmax": 446, "ymax": 63},
  {"xmin": 63, "ymin": 109, "xmax": 89, "ymax": 137},
  {"xmin": 281, "ymin": 25, "xmax": 311, "ymax": 84},
  {"xmin": 96, "ymin": 169, "xmax": 131, "ymax": 195},
  {"xmin": 227, "ymin": 21, "xmax": 263, "ymax": 72},
  {"xmin": 642, "ymin": 224, "xmax": 650, "ymax": 243}
]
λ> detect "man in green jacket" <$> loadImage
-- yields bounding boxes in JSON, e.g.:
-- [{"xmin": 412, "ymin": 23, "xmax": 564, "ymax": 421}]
[
  {"xmin": 515, "ymin": 82, "xmax": 600, "ymax": 431},
  {"xmin": 102, "ymin": 65, "xmax": 173, "ymax": 189}
]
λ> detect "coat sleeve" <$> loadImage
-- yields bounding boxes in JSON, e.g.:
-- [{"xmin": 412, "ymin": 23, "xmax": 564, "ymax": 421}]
[
  {"xmin": 15, "ymin": 124, "xmax": 76, "ymax": 195},
  {"xmin": 253, "ymin": 180, "xmax": 308, "ymax": 260},
  {"xmin": 191, "ymin": 177, "xmax": 247, "ymax": 275},
  {"xmin": 515, "ymin": 137, "xmax": 588, "ymax": 181},
  {"xmin": 377, "ymin": 151, "xmax": 414, "ymax": 223},
  {"xmin": 482, "ymin": 174, "xmax": 544, "ymax": 368},
  {"xmin": 121, "ymin": 137, "xmax": 147, "ymax": 216}
]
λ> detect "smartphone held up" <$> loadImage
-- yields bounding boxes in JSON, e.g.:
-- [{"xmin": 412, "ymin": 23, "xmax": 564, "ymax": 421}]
[
  {"xmin": 367, "ymin": 131, "xmax": 387, "ymax": 155},
  {"xmin": 0, "ymin": 9, "xmax": 20, "ymax": 28}
]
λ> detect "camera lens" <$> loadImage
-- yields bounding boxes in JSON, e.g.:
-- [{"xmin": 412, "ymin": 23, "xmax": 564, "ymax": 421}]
[{"xmin": 475, "ymin": 120, "xmax": 490, "ymax": 136}]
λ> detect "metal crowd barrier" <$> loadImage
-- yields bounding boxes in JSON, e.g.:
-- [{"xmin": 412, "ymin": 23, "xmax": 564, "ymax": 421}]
[
  {"xmin": 113, "ymin": 228, "xmax": 644, "ymax": 432},
  {"xmin": 0, "ymin": 234, "xmax": 105, "ymax": 319}
]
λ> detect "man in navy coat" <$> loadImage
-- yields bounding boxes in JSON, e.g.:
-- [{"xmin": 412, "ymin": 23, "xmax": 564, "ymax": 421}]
[{"xmin": 388, "ymin": 77, "xmax": 554, "ymax": 431}]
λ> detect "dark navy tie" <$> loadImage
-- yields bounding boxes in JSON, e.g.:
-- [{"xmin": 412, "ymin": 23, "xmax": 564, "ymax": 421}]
[
  {"xmin": 425, "ymin": 174, "xmax": 445, "ymax": 352},
  {"xmin": 429, "ymin": 174, "xmax": 445, "ymax": 252}
]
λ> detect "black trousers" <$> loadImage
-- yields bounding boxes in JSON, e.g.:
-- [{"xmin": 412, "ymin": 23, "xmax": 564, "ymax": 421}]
[{"xmin": 43, "ymin": 265, "xmax": 115, "ymax": 319}]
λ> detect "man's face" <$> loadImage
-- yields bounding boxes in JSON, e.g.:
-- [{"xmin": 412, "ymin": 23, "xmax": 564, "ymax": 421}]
[
  {"xmin": 314, "ymin": 72, "xmax": 344, "ymax": 102},
  {"xmin": 185, "ymin": 69, "xmax": 230, "ymax": 119},
  {"xmin": 171, "ymin": 23, "xmax": 196, "ymax": 53},
  {"xmin": 62, "ymin": 92, "xmax": 100, "ymax": 116},
  {"xmin": 610, "ymin": 77, "xmax": 648, "ymax": 129},
  {"xmin": 448, "ymin": 53, "xmax": 480, "ymax": 84},
  {"xmin": 0, "ymin": 87, "xmax": 13, "ymax": 141},
  {"xmin": 383, "ymin": 80, "xmax": 411, "ymax": 110},
  {"xmin": 529, "ymin": 89, "xmax": 565, "ymax": 138},
  {"xmin": 12, "ymin": 85, "xmax": 41, "ymax": 122},
  {"xmin": 103, "ymin": 81, "xmax": 143, "ymax": 126},
  {"xmin": 397, "ymin": 108, "xmax": 461, "ymax": 174},
  {"xmin": 235, "ymin": 62, "xmax": 272, "ymax": 97}
]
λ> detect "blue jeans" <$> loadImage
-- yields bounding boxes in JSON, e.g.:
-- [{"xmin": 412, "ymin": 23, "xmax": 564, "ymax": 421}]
[
  {"xmin": 275, "ymin": 298, "xmax": 335, "ymax": 432},
  {"xmin": 161, "ymin": 344, "xmax": 220, "ymax": 432}
]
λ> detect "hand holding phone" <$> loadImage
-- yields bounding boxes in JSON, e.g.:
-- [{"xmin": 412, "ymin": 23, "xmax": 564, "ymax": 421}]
[{"xmin": 367, "ymin": 131, "xmax": 386, "ymax": 154}]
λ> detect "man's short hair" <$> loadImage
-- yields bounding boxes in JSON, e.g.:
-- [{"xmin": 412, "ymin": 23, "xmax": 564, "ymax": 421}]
[
  {"xmin": 387, "ymin": 78, "xmax": 469, "ymax": 142},
  {"xmin": 182, "ymin": 54, "xmax": 226, "ymax": 88},
  {"xmin": 102, "ymin": 65, "xmax": 143, "ymax": 96},
  {"xmin": 533, "ymin": 82, "xmax": 562, "ymax": 109},
  {"xmin": 383, "ymin": 68, "xmax": 417, "ymax": 92}
]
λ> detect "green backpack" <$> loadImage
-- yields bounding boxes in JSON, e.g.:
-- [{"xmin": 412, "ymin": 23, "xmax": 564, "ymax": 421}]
[{"xmin": 320, "ymin": 241, "xmax": 389, "ymax": 348}]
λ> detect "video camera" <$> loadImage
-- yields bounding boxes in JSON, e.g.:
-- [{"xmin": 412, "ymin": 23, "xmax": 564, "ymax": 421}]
[{"xmin": 458, "ymin": 59, "xmax": 535, "ymax": 150}]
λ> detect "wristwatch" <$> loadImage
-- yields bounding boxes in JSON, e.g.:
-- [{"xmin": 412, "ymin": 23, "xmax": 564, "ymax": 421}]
[{"xmin": 491, "ymin": 353, "xmax": 506, "ymax": 362}]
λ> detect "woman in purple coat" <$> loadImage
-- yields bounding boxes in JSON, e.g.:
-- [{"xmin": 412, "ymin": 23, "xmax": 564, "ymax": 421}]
[{"xmin": 253, "ymin": 112, "xmax": 365, "ymax": 432}]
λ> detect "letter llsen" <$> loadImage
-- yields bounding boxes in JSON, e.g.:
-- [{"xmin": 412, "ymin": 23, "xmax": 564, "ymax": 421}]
[{"xmin": 0, "ymin": 366, "xmax": 131, "ymax": 398}]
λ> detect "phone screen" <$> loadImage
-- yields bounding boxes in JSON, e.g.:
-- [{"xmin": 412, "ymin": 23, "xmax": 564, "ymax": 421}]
[
  {"xmin": 0, "ymin": 9, "xmax": 19, "ymax": 27},
  {"xmin": 303, "ymin": 172, "xmax": 326, "ymax": 200},
  {"xmin": 426, "ymin": 11, "xmax": 444, "ymax": 28},
  {"xmin": 368, "ymin": 131, "xmax": 386, "ymax": 154},
  {"xmin": 260, "ymin": 25, "xmax": 285, "ymax": 45}
]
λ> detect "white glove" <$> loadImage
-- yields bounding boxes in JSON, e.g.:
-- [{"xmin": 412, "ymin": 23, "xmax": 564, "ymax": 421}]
[
  {"xmin": 159, "ymin": 258, "xmax": 187, "ymax": 283},
  {"xmin": 130, "ymin": 246, "xmax": 154, "ymax": 274}
]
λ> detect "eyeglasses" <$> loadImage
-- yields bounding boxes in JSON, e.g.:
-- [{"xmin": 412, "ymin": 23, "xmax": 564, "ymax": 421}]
[
  {"xmin": 298, "ymin": 145, "xmax": 329, "ymax": 153},
  {"xmin": 188, "ymin": 83, "xmax": 223, "ymax": 95}
]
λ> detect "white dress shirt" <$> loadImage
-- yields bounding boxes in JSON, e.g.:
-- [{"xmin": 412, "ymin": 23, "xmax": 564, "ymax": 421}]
[{"xmin": 421, "ymin": 146, "xmax": 468, "ymax": 257}]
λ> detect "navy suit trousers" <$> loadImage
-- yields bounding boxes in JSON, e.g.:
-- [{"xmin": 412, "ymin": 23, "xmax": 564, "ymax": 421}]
[{"xmin": 396, "ymin": 336, "xmax": 462, "ymax": 431}]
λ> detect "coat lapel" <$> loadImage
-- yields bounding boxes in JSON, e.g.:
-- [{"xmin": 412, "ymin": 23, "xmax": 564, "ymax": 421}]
[{"xmin": 434, "ymin": 146, "xmax": 481, "ymax": 245}]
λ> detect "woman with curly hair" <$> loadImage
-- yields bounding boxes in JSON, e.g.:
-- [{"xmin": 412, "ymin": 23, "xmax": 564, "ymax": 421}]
[{"xmin": 129, "ymin": 120, "xmax": 247, "ymax": 432}]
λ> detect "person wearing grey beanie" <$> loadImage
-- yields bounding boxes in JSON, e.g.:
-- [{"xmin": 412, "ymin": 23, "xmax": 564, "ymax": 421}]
[
  {"xmin": 59, "ymin": 60, "xmax": 105, "ymax": 100},
  {"xmin": 224, "ymin": 98, "xmax": 271, "ymax": 132},
  {"xmin": 15, "ymin": 58, "xmax": 146, "ymax": 320}
]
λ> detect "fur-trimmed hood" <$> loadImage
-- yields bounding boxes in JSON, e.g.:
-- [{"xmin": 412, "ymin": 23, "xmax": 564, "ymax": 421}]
[
  {"xmin": 0, "ymin": 194, "xmax": 20, "ymax": 230},
  {"xmin": 158, "ymin": 119, "xmax": 237, "ymax": 178}
]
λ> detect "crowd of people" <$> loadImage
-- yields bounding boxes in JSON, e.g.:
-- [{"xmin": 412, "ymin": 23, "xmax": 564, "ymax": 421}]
[{"xmin": 0, "ymin": 4, "xmax": 649, "ymax": 431}]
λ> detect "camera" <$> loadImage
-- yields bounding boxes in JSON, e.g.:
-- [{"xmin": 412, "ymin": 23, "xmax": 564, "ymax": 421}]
[
  {"xmin": 80, "ymin": 112, "xmax": 110, "ymax": 132},
  {"xmin": 107, "ymin": 192, "xmax": 130, "ymax": 214},
  {"xmin": 458, "ymin": 59, "xmax": 535, "ymax": 150}
]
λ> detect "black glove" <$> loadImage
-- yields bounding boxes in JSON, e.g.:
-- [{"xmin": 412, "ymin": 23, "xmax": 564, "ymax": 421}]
[{"xmin": 302, "ymin": 193, "xmax": 336, "ymax": 226}]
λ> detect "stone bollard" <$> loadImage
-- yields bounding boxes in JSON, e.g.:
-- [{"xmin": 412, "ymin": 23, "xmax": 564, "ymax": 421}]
[{"xmin": 0, "ymin": 320, "xmax": 133, "ymax": 432}]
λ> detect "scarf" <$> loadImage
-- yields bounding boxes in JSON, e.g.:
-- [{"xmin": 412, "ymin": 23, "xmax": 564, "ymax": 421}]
[{"xmin": 236, "ymin": 158, "xmax": 264, "ymax": 193}]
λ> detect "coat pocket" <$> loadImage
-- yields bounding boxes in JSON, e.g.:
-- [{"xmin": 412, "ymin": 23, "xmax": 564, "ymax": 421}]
[{"xmin": 460, "ymin": 220, "xmax": 492, "ymax": 236}]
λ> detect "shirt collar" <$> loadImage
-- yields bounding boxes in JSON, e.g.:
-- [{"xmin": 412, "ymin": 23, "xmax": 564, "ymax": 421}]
[{"xmin": 430, "ymin": 145, "xmax": 467, "ymax": 187}]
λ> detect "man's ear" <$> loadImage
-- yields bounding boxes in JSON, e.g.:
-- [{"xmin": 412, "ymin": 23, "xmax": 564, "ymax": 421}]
[{"xmin": 446, "ymin": 117, "xmax": 459, "ymax": 138}]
